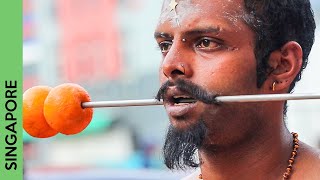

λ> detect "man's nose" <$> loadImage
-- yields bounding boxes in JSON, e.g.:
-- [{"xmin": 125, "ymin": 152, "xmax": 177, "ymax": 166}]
[{"xmin": 161, "ymin": 43, "xmax": 193, "ymax": 80}]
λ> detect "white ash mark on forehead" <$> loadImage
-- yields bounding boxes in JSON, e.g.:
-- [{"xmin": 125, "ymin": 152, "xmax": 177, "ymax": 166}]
[
  {"xmin": 175, "ymin": 0, "xmax": 202, "ymax": 20},
  {"xmin": 158, "ymin": 0, "xmax": 178, "ymax": 27},
  {"xmin": 220, "ymin": 1, "xmax": 260, "ymax": 32},
  {"xmin": 158, "ymin": 0, "xmax": 253, "ymax": 30},
  {"xmin": 219, "ymin": 2, "xmax": 248, "ymax": 31},
  {"xmin": 158, "ymin": 10, "xmax": 179, "ymax": 27},
  {"xmin": 158, "ymin": 0, "xmax": 202, "ymax": 27},
  {"xmin": 222, "ymin": 11, "xmax": 246, "ymax": 31}
]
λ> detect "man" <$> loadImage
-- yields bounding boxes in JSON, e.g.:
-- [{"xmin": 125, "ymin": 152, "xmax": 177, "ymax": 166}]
[{"xmin": 154, "ymin": 0, "xmax": 320, "ymax": 179}]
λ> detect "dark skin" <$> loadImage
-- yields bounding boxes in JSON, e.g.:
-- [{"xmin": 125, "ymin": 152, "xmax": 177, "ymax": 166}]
[{"xmin": 155, "ymin": 0, "xmax": 320, "ymax": 179}]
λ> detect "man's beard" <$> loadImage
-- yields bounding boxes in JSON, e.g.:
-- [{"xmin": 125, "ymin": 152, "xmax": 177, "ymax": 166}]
[
  {"xmin": 163, "ymin": 120, "xmax": 207, "ymax": 170},
  {"xmin": 155, "ymin": 79, "xmax": 219, "ymax": 170}
]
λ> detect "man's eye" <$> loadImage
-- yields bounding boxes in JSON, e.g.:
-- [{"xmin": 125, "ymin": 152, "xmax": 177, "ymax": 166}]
[
  {"xmin": 196, "ymin": 38, "xmax": 220, "ymax": 50},
  {"xmin": 158, "ymin": 41, "xmax": 172, "ymax": 53}
]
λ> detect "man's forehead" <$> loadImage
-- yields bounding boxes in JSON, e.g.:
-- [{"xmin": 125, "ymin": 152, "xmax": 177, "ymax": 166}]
[
  {"xmin": 161, "ymin": 0, "xmax": 243, "ymax": 12},
  {"xmin": 158, "ymin": 0, "xmax": 247, "ymax": 30}
]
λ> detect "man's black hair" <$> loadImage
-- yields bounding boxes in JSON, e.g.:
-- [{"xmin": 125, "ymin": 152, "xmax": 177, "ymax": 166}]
[
  {"xmin": 243, "ymin": 0, "xmax": 316, "ymax": 114},
  {"xmin": 243, "ymin": 0, "xmax": 316, "ymax": 91}
]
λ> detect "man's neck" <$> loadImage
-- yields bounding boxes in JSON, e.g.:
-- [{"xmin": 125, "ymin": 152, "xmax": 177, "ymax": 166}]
[{"xmin": 199, "ymin": 113, "xmax": 293, "ymax": 179}]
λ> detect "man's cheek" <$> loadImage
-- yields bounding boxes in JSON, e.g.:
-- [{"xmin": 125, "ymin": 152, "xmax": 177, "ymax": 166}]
[{"xmin": 159, "ymin": 73, "xmax": 167, "ymax": 84}]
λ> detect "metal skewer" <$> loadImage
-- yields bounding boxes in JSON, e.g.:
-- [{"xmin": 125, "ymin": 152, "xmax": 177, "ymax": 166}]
[{"xmin": 81, "ymin": 93, "xmax": 320, "ymax": 108}]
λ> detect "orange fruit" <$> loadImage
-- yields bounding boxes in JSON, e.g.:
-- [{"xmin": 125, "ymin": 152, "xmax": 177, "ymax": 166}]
[
  {"xmin": 44, "ymin": 83, "xmax": 93, "ymax": 135},
  {"xmin": 23, "ymin": 86, "xmax": 59, "ymax": 138}
]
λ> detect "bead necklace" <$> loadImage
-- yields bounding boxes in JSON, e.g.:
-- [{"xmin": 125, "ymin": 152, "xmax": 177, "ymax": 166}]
[{"xmin": 198, "ymin": 132, "xmax": 299, "ymax": 180}]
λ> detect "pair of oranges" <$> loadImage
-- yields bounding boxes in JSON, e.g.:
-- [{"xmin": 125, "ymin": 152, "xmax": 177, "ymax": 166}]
[{"xmin": 23, "ymin": 83, "xmax": 93, "ymax": 138}]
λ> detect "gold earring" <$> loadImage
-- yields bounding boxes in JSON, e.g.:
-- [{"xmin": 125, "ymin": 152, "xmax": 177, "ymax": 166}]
[{"xmin": 272, "ymin": 82, "xmax": 276, "ymax": 91}]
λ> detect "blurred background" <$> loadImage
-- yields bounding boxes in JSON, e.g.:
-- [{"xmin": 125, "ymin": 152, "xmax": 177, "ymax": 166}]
[{"xmin": 23, "ymin": 0, "xmax": 320, "ymax": 179}]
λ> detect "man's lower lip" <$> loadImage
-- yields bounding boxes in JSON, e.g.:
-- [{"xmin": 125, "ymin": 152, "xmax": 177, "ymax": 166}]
[{"xmin": 165, "ymin": 102, "xmax": 197, "ymax": 117}]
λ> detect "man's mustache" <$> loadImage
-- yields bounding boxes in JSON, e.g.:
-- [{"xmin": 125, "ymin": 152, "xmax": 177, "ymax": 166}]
[{"xmin": 155, "ymin": 79, "xmax": 219, "ymax": 104}]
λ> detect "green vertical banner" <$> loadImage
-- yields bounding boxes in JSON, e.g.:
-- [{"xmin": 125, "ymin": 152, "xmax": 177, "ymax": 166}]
[{"xmin": 0, "ymin": 1, "xmax": 23, "ymax": 180}]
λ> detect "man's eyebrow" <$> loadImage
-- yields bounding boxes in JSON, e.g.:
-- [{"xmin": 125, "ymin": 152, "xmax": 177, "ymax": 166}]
[
  {"xmin": 154, "ymin": 32, "xmax": 173, "ymax": 39},
  {"xmin": 183, "ymin": 27, "xmax": 221, "ymax": 37},
  {"xmin": 154, "ymin": 27, "xmax": 221, "ymax": 39}
]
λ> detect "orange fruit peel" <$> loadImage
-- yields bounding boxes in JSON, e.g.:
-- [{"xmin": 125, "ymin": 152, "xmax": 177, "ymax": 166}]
[
  {"xmin": 23, "ymin": 86, "xmax": 59, "ymax": 138},
  {"xmin": 44, "ymin": 83, "xmax": 93, "ymax": 135}
]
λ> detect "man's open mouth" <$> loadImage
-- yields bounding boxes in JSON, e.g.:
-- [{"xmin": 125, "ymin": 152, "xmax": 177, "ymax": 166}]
[
  {"xmin": 162, "ymin": 88, "xmax": 199, "ymax": 117},
  {"xmin": 172, "ymin": 95, "xmax": 197, "ymax": 105},
  {"xmin": 165, "ymin": 94, "xmax": 198, "ymax": 118}
]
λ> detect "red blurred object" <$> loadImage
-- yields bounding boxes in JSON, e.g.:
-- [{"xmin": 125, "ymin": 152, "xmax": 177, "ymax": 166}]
[
  {"xmin": 23, "ymin": 75, "xmax": 38, "ymax": 91},
  {"xmin": 57, "ymin": 0, "xmax": 122, "ymax": 83},
  {"xmin": 23, "ymin": 0, "xmax": 35, "ymax": 42}
]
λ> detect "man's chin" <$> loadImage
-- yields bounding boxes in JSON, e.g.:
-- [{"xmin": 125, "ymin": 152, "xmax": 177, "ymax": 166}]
[
  {"xmin": 169, "ymin": 115, "xmax": 200, "ymax": 130},
  {"xmin": 162, "ymin": 119, "xmax": 207, "ymax": 169}
]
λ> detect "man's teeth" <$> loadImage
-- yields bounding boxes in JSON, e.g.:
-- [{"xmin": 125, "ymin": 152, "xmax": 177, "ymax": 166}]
[
  {"xmin": 173, "ymin": 95, "xmax": 191, "ymax": 99},
  {"xmin": 173, "ymin": 96, "xmax": 196, "ymax": 104}
]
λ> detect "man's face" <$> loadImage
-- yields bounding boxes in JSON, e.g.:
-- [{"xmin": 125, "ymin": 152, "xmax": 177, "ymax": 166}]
[
  {"xmin": 155, "ymin": 0, "xmax": 263, "ymax": 126},
  {"xmin": 155, "ymin": 0, "xmax": 268, "ymax": 166},
  {"xmin": 155, "ymin": 0, "xmax": 272, "ymax": 169}
]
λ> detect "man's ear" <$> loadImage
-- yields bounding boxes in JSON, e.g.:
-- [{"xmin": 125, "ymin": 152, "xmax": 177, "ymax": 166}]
[{"xmin": 267, "ymin": 41, "xmax": 303, "ymax": 92}]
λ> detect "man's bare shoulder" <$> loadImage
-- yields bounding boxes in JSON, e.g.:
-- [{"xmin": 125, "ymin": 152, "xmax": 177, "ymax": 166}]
[{"xmin": 293, "ymin": 142, "xmax": 320, "ymax": 180}]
